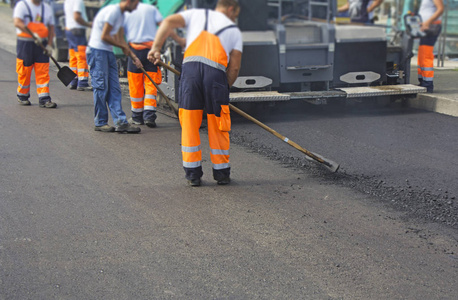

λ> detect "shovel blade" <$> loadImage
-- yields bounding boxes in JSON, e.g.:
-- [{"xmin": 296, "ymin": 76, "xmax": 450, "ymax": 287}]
[{"xmin": 57, "ymin": 66, "xmax": 77, "ymax": 87}]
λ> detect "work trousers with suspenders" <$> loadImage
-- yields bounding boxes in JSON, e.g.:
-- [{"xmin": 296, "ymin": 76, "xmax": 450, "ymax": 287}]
[
  {"xmin": 179, "ymin": 10, "xmax": 236, "ymax": 181},
  {"xmin": 66, "ymin": 29, "xmax": 89, "ymax": 88},
  {"xmin": 127, "ymin": 42, "xmax": 162, "ymax": 123},
  {"xmin": 16, "ymin": 1, "xmax": 51, "ymax": 104},
  {"xmin": 418, "ymin": 23, "xmax": 442, "ymax": 92}
]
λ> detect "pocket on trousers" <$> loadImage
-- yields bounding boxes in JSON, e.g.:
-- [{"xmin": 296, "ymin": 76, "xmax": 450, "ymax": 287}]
[
  {"xmin": 91, "ymin": 70, "xmax": 105, "ymax": 90},
  {"xmin": 212, "ymin": 81, "xmax": 231, "ymax": 131},
  {"xmin": 218, "ymin": 104, "xmax": 231, "ymax": 132}
]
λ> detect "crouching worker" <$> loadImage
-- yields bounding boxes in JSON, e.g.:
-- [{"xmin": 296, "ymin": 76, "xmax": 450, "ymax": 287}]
[
  {"xmin": 87, "ymin": 0, "xmax": 142, "ymax": 133},
  {"xmin": 148, "ymin": 0, "xmax": 243, "ymax": 186},
  {"xmin": 13, "ymin": 0, "xmax": 57, "ymax": 108}
]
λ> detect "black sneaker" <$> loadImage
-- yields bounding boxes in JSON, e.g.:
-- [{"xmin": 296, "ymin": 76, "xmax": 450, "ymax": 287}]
[
  {"xmin": 187, "ymin": 178, "xmax": 201, "ymax": 187},
  {"xmin": 217, "ymin": 177, "xmax": 231, "ymax": 185},
  {"xmin": 94, "ymin": 124, "xmax": 115, "ymax": 132},
  {"xmin": 145, "ymin": 119, "xmax": 157, "ymax": 128},
  {"xmin": 115, "ymin": 123, "xmax": 141, "ymax": 133},
  {"xmin": 39, "ymin": 101, "xmax": 57, "ymax": 108},
  {"xmin": 17, "ymin": 98, "xmax": 31, "ymax": 106},
  {"xmin": 69, "ymin": 85, "xmax": 77, "ymax": 90}
]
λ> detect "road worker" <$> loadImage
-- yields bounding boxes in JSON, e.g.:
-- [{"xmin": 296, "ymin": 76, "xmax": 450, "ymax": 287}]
[
  {"xmin": 123, "ymin": 1, "xmax": 163, "ymax": 128},
  {"xmin": 417, "ymin": 0, "xmax": 444, "ymax": 93},
  {"xmin": 13, "ymin": 0, "xmax": 57, "ymax": 108},
  {"xmin": 87, "ymin": 0, "xmax": 142, "ymax": 133},
  {"xmin": 148, "ymin": 0, "xmax": 243, "ymax": 186},
  {"xmin": 64, "ymin": 0, "xmax": 92, "ymax": 91},
  {"xmin": 338, "ymin": 0, "xmax": 383, "ymax": 23}
]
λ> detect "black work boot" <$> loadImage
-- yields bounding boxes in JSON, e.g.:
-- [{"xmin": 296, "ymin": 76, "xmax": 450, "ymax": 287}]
[
  {"xmin": 115, "ymin": 123, "xmax": 141, "ymax": 133},
  {"xmin": 187, "ymin": 178, "xmax": 202, "ymax": 187}
]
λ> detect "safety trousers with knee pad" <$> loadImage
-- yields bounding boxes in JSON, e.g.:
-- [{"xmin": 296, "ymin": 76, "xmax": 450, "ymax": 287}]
[
  {"xmin": 66, "ymin": 30, "xmax": 89, "ymax": 88},
  {"xmin": 418, "ymin": 23, "xmax": 441, "ymax": 92},
  {"xmin": 127, "ymin": 43, "xmax": 161, "ymax": 122},
  {"xmin": 179, "ymin": 62, "xmax": 231, "ymax": 181},
  {"xmin": 16, "ymin": 39, "xmax": 51, "ymax": 103}
]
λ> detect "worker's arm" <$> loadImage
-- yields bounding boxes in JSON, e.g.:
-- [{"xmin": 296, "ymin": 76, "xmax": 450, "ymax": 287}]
[
  {"xmin": 421, "ymin": 0, "xmax": 444, "ymax": 31},
  {"xmin": 74, "ymin": 11, "xmax": 92, "ymax": 28},
  {"xmin": 367, "ymin": 0, "xmax": 383, "ymax": 13},
  {"xmin": 101, "ymin": 23, "xmax": 142, "ymax": 68},
  {"xmin": 226, "ymin": 49, "xmax": 242, "ymax": 88},
  {"xmin": 148, "ymin": 13, "xmax": 186, "ymax": 64},
  {"xmin": 338, "ymin": 2, "xmax": 349, "ymax": 13},
  {"xmin": 13, "ymin": 17, "xmax": 28, "ymax": 33},
  {"xmin": 101, "ymin": 23, "xmax": 129, "ymax": 51}
]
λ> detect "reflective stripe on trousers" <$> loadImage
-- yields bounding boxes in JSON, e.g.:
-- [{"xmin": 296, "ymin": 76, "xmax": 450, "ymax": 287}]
[
  {"xmin": 66, "ymin": 30, "xmax": 89, "ymax": 87},
  {"xmin": 127, "ymin": 71, "xmax": 159, "ymax": 112},
  {"xmin": 16, "ymin": 39, "xmax": 51, "ymax": 103},
  {"xmin": 417, "ymin": 27, "xmax": 441, "ymax": 86}
]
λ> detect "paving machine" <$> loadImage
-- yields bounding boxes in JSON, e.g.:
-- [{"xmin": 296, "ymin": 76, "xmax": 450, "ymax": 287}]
[{"xmin": 160, "ymin": 0, "xmax": 425, "ymax": 105}]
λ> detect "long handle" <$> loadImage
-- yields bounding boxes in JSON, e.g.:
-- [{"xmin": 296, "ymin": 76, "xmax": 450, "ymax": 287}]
[
  {"xmin": 155, "ymin": 61, "xmax": 339, "ymax": 172},
  {"xmin": 140, "ymin": 67, "xmax": 179, "ymax": 116},
  {"xmin": 23, "ymin": 26, "xmax": 62, "ymax": 70}
]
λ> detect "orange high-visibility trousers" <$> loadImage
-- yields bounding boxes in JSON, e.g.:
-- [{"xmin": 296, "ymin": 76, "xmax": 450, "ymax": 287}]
[
  {"xmin": 417, "ymin": 23, "xmax": 441, "ymax": 92},
  {"xmin": 127, "ymin": 45, "xmax": 161, "ymax": 122},
  {"xmin": 16, "ymin": 40, "xmax": 51, "ymax": 103},
  {"xmin": 66, "ymin": 30, "xmax": 89, "ymax": 88}
]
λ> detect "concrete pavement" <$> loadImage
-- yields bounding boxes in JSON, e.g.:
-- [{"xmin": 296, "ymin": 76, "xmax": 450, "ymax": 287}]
[{"xmin": 408, "ymin": 56, "xmax": 458, "ymax": 117}]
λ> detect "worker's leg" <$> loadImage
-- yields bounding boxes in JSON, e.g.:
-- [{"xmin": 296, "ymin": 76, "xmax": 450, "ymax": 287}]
[
  {"xmin": 418, "ymin": 27, "xmax": 441, "ymax": 93},
  {"xmin": 179, "ymin": 63, "xmax": 205, "ymax": 181},
  {"xmin": 76, "ymin": 45, "xmax": 90, "ymax": 88},
  {"xmin": 105, "ymin": 51, "xmax": 128, "ymax": 127},
  {"xmin": 203, "ymin": 66, "xmax": 231, "ymax": 182},
  {"xmin": 33, "ymin": 40, "xmax": 52, "ymax": 105},
  {"xmin": 143, "ymin": 51, "xmax": 161, "ymax": 125},
  {"xmin": 16, "ymin": 40, "xmax": 34, "ymax": 103},
  {"xmin": 127, "ymin": 70, "xmax": 144, "ymax": 124},
  {"xmin": 66, "ymin": 30, "xmax": 78, "ymax": 89},
  {"xmin": 87, "ymin": 48, "xmax": 110, "ymax": 126}
]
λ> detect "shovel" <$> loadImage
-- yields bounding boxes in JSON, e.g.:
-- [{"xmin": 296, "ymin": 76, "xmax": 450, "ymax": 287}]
[
  {"xmin": 24, "ymin": 27, "xmax": 76, "ymax": 87},
  {"xmin": 156, "ymin": 61, "xmax": 340, "ymax": 173}
]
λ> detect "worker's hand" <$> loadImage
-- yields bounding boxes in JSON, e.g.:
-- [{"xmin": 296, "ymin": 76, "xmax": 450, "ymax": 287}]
[
  {"xmin": 44, "ymin": 44, "xmax": 53, "ymax": 56},
  {"xmin": 147, "ymin": 49, "xmax": 162, "ymax": 65},
  {"xmin": 132, "ymin": 56, "xmax": 143, "ymax": 69},
  {"xmin": 177, "ymin": 37, "xmax": 186, "ymax": 49},
  {"xmin": 420, "ymin": 21, "xmax": 431, "ymax": 32},
  {"xmin": 32, "ymin": 32, "xmax": 42, "ymax": 45}
]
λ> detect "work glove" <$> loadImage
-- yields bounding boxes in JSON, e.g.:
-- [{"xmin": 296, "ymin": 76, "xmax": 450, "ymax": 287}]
[
  {"xmin": 32, "ymin": 32, "xmax": 43, "ymax": 45},
  {"xmin": 44, "ymin": 44, "xmax": 53, "ymax": 56}
]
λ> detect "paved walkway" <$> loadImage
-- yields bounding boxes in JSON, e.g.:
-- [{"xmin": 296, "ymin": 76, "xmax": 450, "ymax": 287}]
[{"xmin": 409, "ymin": 57, "xmax": 458, "ymax": 117}]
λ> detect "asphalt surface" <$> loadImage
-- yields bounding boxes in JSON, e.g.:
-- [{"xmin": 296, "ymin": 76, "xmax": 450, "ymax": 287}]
[
  {"xmin": 229, "ymin": 100, "xmax": 458, "ymax": 229},
  {"xmin": 1, "ymin": 3, "xmax": 458, "ymax": 299}
]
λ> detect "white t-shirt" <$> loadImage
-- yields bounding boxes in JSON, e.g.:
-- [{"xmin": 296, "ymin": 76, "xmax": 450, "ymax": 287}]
[
  {"xmin": 124, "ymin": 2, "xmax": 163, "ymax": 43},
  {"xmin": 13, "ymin": 0, "xmax": 55, "ymax": 35},
  {"xmin": 419, "ymin": 0, "xmax": 442, "ymax": 23},
  {"xmin": 179, "ymin": 9, "xmax": 243, "ymax": 61},
  {"xmin": 64, "ymin": 0, "xmax": 88, "ymax": 30},
  {"xmin": 88, "ymin": 4, "xmax": 124, "ymax": 52}
]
